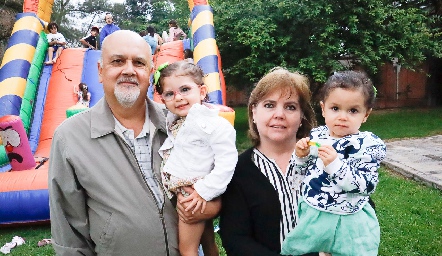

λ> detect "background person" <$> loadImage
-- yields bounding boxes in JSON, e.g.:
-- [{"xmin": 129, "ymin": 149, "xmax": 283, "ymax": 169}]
[
  {"xmin": 219, "ymin": 67, "xmax": 318, "ymax": 256},
  {"xmin": 44, "ymin": 22, "xmax": 66, "ymax": 65},
  {"xmin": 281, "ymin": 71, "xmax": 386, "ymax": 256},
  {"xmin": 183, "ymin": 49, "xmax": 194, "ymax": 63},
  {"xmin": 99, "ymin": 12, "xmax": 120, "ymax": 47},
  {"xmin": 167, "ymin": 19, "xmax": 187, "ymax": 42},
  {"xmin": 49, "ymin": 30, "xmax": 220, "ymax": 255},
  {"xmin": 151, "ymin": 25, "xmax": 164, "ymax": 48},
  {"xmin": 80, "ymin": 26, "xmax": 99, "ymax": 49},
  {"xmin": 74, "ymin": 82, "xmax": 91, "ymax": 107},
  {"xmin": 162, "ymin": 30, "xmax": 169, "ymax": 43},
  {"xmin": 143, "ymin": 26, "xmax": 158, "ymax": 55}
]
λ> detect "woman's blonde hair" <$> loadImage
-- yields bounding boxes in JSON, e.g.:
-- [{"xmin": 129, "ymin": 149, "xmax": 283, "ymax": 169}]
[{"xmin": 248, "ymin": 67, "xmax": 317, "ymax": 147}]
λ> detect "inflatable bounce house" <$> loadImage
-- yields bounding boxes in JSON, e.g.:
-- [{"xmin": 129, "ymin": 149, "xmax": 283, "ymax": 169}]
[{"xmin": 0, "ymin": 0, "xmax": 234, "ymax": 226}]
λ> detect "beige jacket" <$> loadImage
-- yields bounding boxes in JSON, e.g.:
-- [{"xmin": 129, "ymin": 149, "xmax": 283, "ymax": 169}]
[{"xmin": 49, "ymin": 98, "xmax": 179, "ymax": 256}]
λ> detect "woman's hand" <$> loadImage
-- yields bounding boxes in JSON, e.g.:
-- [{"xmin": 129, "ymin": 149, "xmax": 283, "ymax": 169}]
[
  {"xmin": 318, "ymin": 144, "xmax": 337, "ymax": 166},
  {"xmin": 295, "ymin": 137, "xmax": 311, "ymax": 158}
]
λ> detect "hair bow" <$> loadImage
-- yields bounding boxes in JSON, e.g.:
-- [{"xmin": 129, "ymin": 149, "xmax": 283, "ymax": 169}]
[{"xmin": 154, "ymin": 62, "xmax": 169, "ymax": 86}]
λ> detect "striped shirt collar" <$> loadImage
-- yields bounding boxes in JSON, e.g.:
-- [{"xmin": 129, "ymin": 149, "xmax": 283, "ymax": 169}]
[{"xmin": 252, "ymin": 148, "xmax": 299, "ymax": 247}]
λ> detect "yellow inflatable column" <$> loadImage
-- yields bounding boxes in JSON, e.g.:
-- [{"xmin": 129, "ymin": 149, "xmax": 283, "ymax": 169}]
[
  {"xmin": 191, "ymin": 4, "xmax": 223, "ymax": 105},
  {"xmin": 0, "ymin": 13, "xmax": 44, "ymax": 117}
]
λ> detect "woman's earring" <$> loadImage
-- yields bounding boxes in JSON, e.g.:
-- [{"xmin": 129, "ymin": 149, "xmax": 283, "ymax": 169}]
[
  {"xmin": 299, "ymin": 123, "xmax": 302, "ymax": 127},
  {"xmin": 253, "ymin": 119, "xmax": 256, "ymax": 123}
]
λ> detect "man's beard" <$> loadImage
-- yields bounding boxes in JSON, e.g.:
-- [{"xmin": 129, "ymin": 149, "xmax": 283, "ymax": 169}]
[{"xmin": 114, "ymin": 81, "xmax": 141, "ymax": 108}]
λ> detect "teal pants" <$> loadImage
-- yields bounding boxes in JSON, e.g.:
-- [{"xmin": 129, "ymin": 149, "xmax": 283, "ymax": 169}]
[{"xmin": 281, "ymin": 199, "xmax": 380, "ymax": 256}]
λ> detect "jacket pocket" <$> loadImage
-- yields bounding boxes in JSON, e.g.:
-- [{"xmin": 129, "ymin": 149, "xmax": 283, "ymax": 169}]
[
  {"xmin": 90, "ymin": 209, "xmax": 117, "ymax": 255},
  {"xmin": 99, "ymin": 212, "xmax": 117, "ymax": 254}
]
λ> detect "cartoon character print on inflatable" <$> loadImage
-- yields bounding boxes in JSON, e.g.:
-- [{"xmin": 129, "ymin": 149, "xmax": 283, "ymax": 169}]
[{"xmin": 0, "ymin": 115, "xmax": 35, "ymax": 171}]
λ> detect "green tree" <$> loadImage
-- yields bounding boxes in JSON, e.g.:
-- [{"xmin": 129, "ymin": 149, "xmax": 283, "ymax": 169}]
[
  {"xmin": 52, "ymin": 0, "xmax": 113, "ymax": 46},
  {"xmin": 51, "ymin": 0, "xmax": 193, "ymax": 45},
  {"xmin": 115, "ymin": 0, "xmax": 150, "ymax": 32},
  {"xmin": 51, "ymin": 0, "xmax": 82, "ymax": 46},
  {"xmin": 211, "ymin": 0, "xmax": 442, "ymax": 88},
  {"xmin": 149, "ymin": 0, "xmax": 191, "ymax": 35}
]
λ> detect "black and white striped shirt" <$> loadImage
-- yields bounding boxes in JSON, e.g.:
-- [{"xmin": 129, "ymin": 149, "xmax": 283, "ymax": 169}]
[{"xmin": 252, "ymin": 148, "xmax": 304, "ymax": 245}]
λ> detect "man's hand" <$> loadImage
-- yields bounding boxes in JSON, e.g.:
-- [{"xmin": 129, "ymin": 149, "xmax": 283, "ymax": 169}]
[
  {"xmin": 179, "ymin": 186, "xmax": 207, "ymax": 214},
  {"xmin": 176, "ymin": 186, "xmax": 221, "ymax": 224}
]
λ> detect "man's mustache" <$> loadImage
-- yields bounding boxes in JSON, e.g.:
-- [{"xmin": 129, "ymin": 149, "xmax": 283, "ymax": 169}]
[{"xmin": 117, "ymin": 78, "xmax": 139, "ymax": 85}]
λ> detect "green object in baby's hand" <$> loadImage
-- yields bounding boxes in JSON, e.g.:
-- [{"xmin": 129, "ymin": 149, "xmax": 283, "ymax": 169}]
[{"xmin": 308, "ymin": 141, "xmax": 321, "ymax": 147}]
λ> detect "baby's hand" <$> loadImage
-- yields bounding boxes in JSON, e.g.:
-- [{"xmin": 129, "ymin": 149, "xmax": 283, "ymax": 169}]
[
  {"xmin": 318, "ymin": 144, "xmax": 337, "ymax": 166},
  {"xmin": 295, "ymin": 137, "xmax": 311, "ymax": 158},
  {"xmin": 179, "ymin": 187, "xmax": 207, "ymax": 214}
]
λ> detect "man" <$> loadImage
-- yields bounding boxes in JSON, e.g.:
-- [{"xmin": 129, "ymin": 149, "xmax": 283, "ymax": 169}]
[
  {"xmin": 99, "ymin": 13, "xmax": 120, "ymax": 47},
  {"xmin": 80, "ymin": 26, "xmax": 99, "ymax": 49},
  {"xmin": 49, "ymin": 30, "xmax": 220, "ymax": 255}
]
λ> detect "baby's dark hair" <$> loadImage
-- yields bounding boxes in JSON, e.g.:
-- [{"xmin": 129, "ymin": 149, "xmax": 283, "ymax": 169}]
[
  {"xmin": 155, "ymin": 60, "xmax": 204, "ymax": 94},
  {"xmin": 320, "ymin": 71, "xmax": 376, "ymax": 109}
]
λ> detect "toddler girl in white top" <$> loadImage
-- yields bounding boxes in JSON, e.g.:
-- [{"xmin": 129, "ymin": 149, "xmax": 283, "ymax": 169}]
[
  {"xmin": 155, "ymin": 60, "xmax": 237, "ymax": 256},
  {"xmin": 282, "ymin": 71, "xmax": 386, "ymax": 256}
]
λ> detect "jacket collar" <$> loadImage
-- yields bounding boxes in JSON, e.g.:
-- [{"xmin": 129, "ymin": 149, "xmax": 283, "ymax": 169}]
[{"xmin": 90, "ymin": 97, "xmax": 167, "ymax": 139}]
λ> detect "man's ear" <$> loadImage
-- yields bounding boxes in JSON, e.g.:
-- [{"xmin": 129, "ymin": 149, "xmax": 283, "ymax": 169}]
[
  {"xmin": 97, "ymin": 62, "xmax": 103, "ymax": 83},
  {"xmin": 320, "ymin": 101, "xmax": 325, "ymax": 117}
]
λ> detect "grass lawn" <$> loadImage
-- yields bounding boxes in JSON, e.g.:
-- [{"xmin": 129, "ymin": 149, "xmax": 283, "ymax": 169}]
[{"xmin": 1, "ymin": 107, "xmax": 441, "ymax": 255}]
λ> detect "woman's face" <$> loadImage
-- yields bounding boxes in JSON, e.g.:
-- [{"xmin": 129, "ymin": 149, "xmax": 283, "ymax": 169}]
[{"xmin": 252, "ymin": 89, "xmax": 302, "ymax": 147}]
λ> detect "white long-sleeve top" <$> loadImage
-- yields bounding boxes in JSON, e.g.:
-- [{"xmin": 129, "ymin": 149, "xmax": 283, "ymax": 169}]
[{"xmin": 159, "ymin": 103, "xmax": 238, "ymax": 201}]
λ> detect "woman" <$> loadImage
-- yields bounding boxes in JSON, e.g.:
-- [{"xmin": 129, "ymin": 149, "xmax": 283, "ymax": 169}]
[{"xmin": 219, "ymin": 67, "xmax": 318, "ymax": 256}]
